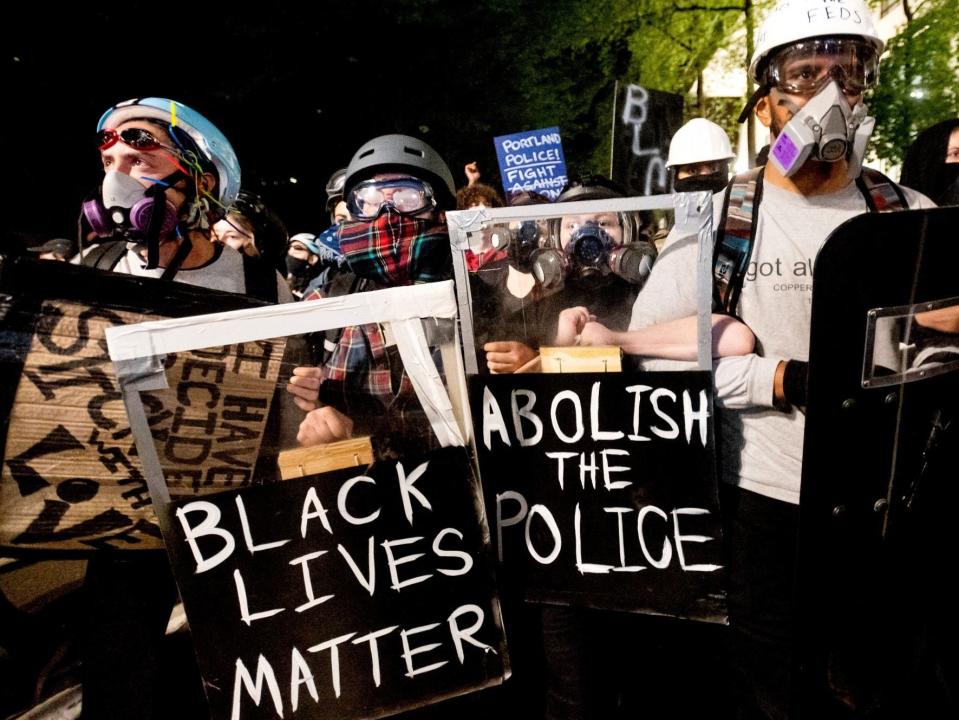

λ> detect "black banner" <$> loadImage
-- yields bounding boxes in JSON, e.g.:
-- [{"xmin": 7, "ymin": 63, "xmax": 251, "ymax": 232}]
[
  {"xmin": 156, "ymin": 446, "xmax": 508, "ymax": 720},
  {"xmin": 611, "ymin": 83, "xmax": 684, "ymax": 196},
  {"xmin": 469, "ymin": 371, "xmax": 725, "ymax": 622}
]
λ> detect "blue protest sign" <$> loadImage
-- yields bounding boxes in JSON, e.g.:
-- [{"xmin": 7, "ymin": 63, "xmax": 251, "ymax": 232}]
[{"xmin": 493, "ymin": 126, "xmax": 568, "ymax": 201}]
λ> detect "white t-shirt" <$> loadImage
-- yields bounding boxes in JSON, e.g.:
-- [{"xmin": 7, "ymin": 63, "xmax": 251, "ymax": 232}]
[
  {"xmin": 76, "ymin": 241, "xmax": 293, "ymax": 303},
  {"xmin": 630, "ymin": 178, "xmax": 934, "ymax": 504}
]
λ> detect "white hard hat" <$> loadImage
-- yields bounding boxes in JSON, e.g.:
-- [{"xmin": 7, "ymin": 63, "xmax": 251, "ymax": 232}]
[
  {"xmin": 666, "ymin": 118, "xmax": 735, "ymax": 168},
  {"xmin": 749, "ymin": 0, "xmax": 883, "ymax": 82}
]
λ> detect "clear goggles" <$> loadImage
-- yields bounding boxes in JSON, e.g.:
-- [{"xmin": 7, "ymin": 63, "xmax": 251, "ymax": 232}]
[
  {"xmin": 764, "ymin": 38, "xmax": 879, "ymax": 96},
  {"xmin": 346, "ymin": 177, "xmax": 436, "ymax": 220}
]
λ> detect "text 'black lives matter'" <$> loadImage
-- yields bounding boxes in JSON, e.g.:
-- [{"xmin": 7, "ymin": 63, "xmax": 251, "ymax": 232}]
[{"xmin": 156, "ymin": 445, "xmax": 508, "ymax": 720}]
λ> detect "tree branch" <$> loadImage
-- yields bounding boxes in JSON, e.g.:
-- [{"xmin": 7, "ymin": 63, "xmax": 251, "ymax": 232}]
[{"xmin": 673, "ymin": 3, "xmax": 747, "ymax": 12}]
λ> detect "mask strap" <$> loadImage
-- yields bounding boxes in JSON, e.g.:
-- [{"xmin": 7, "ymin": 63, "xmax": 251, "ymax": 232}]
[
  {"xmin": 160, "ymin": 228, "xmax": 193, "ymax": 281},
  {"xmin": 142, "ymin": 169, "xmax": 194, "ymax": 269},
  {"xmin": 142, "ymin": 182, "xmax": 168, "ymax": 270}
]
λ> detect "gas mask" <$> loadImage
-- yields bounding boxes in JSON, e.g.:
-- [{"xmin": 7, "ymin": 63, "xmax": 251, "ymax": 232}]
[
  {"xmin": 82, "ymin": 171, "xmax": 179, "ymax": 239},
  {"xmin": 480, "ymin": 220, "xmax": 542, "ymax": 272},
  {"xmin": 530, "ymin": 222, "xmax": 655, "ymax": 291},
  {"xmin": 769, "ymin": 80, "xmax": 873, "ymax": 179}
]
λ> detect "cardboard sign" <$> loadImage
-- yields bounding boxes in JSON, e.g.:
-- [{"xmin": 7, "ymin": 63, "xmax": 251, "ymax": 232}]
[
  {"xmin": 493, "ymin": 126, "xmax": 568, "ymax": 201},
  {"xmin": 156, "ymin": 446, "xmax": 508, "ymax": 720},
  {"xmin": 0, "ymin": 300, "xmax": 284, "ymax": 552},
  {"xmin": 611, "ymin": 84, "xmax": 684, "ymax": 196},
  {"xmin": 470, "ymin": 370, "xmax": 726, "ymax": 622},
  {"xmin": 142, "ymin": 340, "xmax": 285, "ymax": 493},
  {"xmin": 0, "ymin": 301, "xmax": 163, "ymax": 550}
]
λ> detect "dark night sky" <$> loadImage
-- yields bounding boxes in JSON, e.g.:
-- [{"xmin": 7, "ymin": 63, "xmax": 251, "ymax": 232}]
[{"xmin": 5, "ymin": 5, "xmax": 515, "ymax": 247}]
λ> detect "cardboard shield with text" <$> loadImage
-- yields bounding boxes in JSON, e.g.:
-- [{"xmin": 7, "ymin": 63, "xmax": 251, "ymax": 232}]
[
  {"xmin": 470, "ymin": 370, "xmax": 725, "ymax": 622},
  {"xmin": 796, "ymin": 207, "xmax": 959, "ymax": 716},
  {"xmin": 0, "ymin": 257, "xmax": 274, "ymax": 553}
]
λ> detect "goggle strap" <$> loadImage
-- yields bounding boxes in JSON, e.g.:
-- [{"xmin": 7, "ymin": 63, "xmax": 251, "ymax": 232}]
[{"xmin": 739, "ymin": 84, "xmax": 770, "ymax": 123}]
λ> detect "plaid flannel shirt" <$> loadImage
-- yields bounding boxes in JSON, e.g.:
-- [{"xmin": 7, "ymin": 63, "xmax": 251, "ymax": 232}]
[{"xmin": 324, "ymin": 321, "xmax": 412, "ymax": 407}]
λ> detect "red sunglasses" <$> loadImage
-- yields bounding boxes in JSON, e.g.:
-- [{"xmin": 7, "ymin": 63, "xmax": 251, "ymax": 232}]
[{"xmin": 97, "ymin": 127, "xmax": 167, "ymax": 152}]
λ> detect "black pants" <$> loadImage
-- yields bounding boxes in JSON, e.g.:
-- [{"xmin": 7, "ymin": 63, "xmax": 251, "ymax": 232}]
[
  {"xmin": 80, "ymin": 552, "xmax": 203, "ymax": 719},
  {"xmin": 720, "ymin": 484, "xmax": 800, "ymax": 720},
  {"xmin": 541, "ymin": 605, "xmax": 735, "ymax": 720}
]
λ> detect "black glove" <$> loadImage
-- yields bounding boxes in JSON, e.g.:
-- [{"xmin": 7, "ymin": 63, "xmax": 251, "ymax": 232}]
[{"xmin": 782, "ymin": 360, "xmax": 808, "ymax": 412}]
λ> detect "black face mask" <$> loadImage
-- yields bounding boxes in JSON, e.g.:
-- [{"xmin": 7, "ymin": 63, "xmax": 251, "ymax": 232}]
[
  {"xmin": 674, "ymin": 172, "xmax": 730, "ymax": 195},
  {"xmin": 286, "ymin": 255, "xmax": 310, "ymax": 278},
  {"xmin": 934, "ymin": 165, "xmax": 959, "ymax": 206},
  {"xmin": 286, "ymin": 256, "xmax": 316, "ymax": 293}
]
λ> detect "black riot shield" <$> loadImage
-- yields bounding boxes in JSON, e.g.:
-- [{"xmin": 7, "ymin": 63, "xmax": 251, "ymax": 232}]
[{"xmin": 796, "ymin": 206, "xmax": 959, "ymax": 718}]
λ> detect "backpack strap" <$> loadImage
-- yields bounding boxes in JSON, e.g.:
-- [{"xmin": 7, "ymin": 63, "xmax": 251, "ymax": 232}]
[
  {"xmin": 856, "ymin": 166, "xmax": 908, "ymax": 213},
  {"xmin": 241, "ymin": 253, "xmax": 279, "ymax": 304},
  {"xmin": 80, "ymin": 240, "xmax": 129, "ymax": 271},
  {"xmin": 713, "ymin": 166, "xmax": 765, "ymax": 314},
  {"xmin": 712, "ymin": 166, "xmax": 907, "ymax": 315}
]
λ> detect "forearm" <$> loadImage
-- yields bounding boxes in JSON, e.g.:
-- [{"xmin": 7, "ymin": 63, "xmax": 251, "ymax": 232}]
[
  {"xmin": 613, "ymin": 315, "xmax": 755, "ymax": 360},
  {"xmin": 915, "ymin": 306, "xmax": 959, "ymax": 334}
]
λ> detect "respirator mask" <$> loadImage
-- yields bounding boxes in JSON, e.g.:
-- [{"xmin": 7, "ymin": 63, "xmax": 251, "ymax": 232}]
[
  {"xmin": 764, "ymin": 38, "xmax": 879, "ymax": 179},
  {"xmin": 82, "ymin": 171, "xmax": 180, "ymax": 239}
]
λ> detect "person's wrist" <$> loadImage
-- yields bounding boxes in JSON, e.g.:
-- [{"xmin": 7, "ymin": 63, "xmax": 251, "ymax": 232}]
[{"xmin": 773, "ymin": 360, "xmax": 789, "ymax": 411}]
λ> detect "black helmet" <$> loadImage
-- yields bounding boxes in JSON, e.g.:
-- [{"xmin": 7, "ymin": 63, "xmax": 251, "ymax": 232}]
[
  {"xmin": 548, "ymin": 174, "xmax": 644, "ymax": 248},
  {"xmin": 325, "ymin": 168, "xmax": 347, "ymax": 212},
  {"xmin": 229, "ymin": 190, "xmax": 289, "ymax": 274},
  {"xmin": 556, "ymin": 174, "xmax": 628, "ymax": 203},
  {"xmin": 344, "ymin": 134, "xmax": 455, "ymax": 210}
]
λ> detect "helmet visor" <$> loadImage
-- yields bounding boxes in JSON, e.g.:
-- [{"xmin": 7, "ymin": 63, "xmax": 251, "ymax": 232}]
[{"xmin": 766, "ymin": 38, "xmax": 879, "ymax": 96}]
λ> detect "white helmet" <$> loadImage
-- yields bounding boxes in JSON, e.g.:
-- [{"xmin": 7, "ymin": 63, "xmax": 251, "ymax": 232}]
[
  {"xmin": 749, "ymin": 0, "xmax": 883, "ymax": 82},
  {"xmin": 666, "ymin": 118, "xmax": 735, "ymax": 168}
]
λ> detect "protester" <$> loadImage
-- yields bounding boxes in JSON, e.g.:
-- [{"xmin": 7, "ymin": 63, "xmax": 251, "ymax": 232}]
[
  {"xmin": 325, "ymin": 167, "xmax": 350, "ymax": 224},
  {"xmin": 75, "ymin": 96, "xmax": 292, "ymax": 720},
  {"xmin": 666, "ymin": 117, "xmax": 735, "ymax": 194},
  {"xmin": 619, "ymin": 2, "xmax": 935, "ymax": 716},
  {"xmin": 457, "ymin": 181, "xmax": 508, "ymax": 271},
  {"xmin": 211, "ymin": 188, "xmax": 289, "ymax": 274},
  {"xmin": 291, "ymin": 134, "xmax": 456, "ymax": 455},
  {"xmin": 286, "ymin": 231, "xmax": 324, "ymax": 298},
  {"xmin": 900, "ymin": 118, "xmax": 959, "ymax": 206}
]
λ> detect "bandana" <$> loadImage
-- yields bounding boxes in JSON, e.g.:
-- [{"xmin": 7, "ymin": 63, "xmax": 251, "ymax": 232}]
[{"xmin": 338, "ymin": 206, "xmax": 451, "ymax": 286}]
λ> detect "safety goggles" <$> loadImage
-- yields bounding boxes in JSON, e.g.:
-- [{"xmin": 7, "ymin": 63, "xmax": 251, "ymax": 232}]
[
  {"xmin": 346, "ymin": 178, "xmax": 436, "ymax": 220},
  {"xmin": 765, "ymin": 38, "xmax": 879, "ymax": 96},
  {"xmin": 97, "ymin": 126, "xmax": 168, "ymax": 152}
]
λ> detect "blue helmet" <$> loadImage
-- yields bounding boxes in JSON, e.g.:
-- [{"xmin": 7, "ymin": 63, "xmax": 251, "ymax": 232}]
[{"xmin": 98, "ymin": 97, "xmax": 241, "ymax": 216}]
